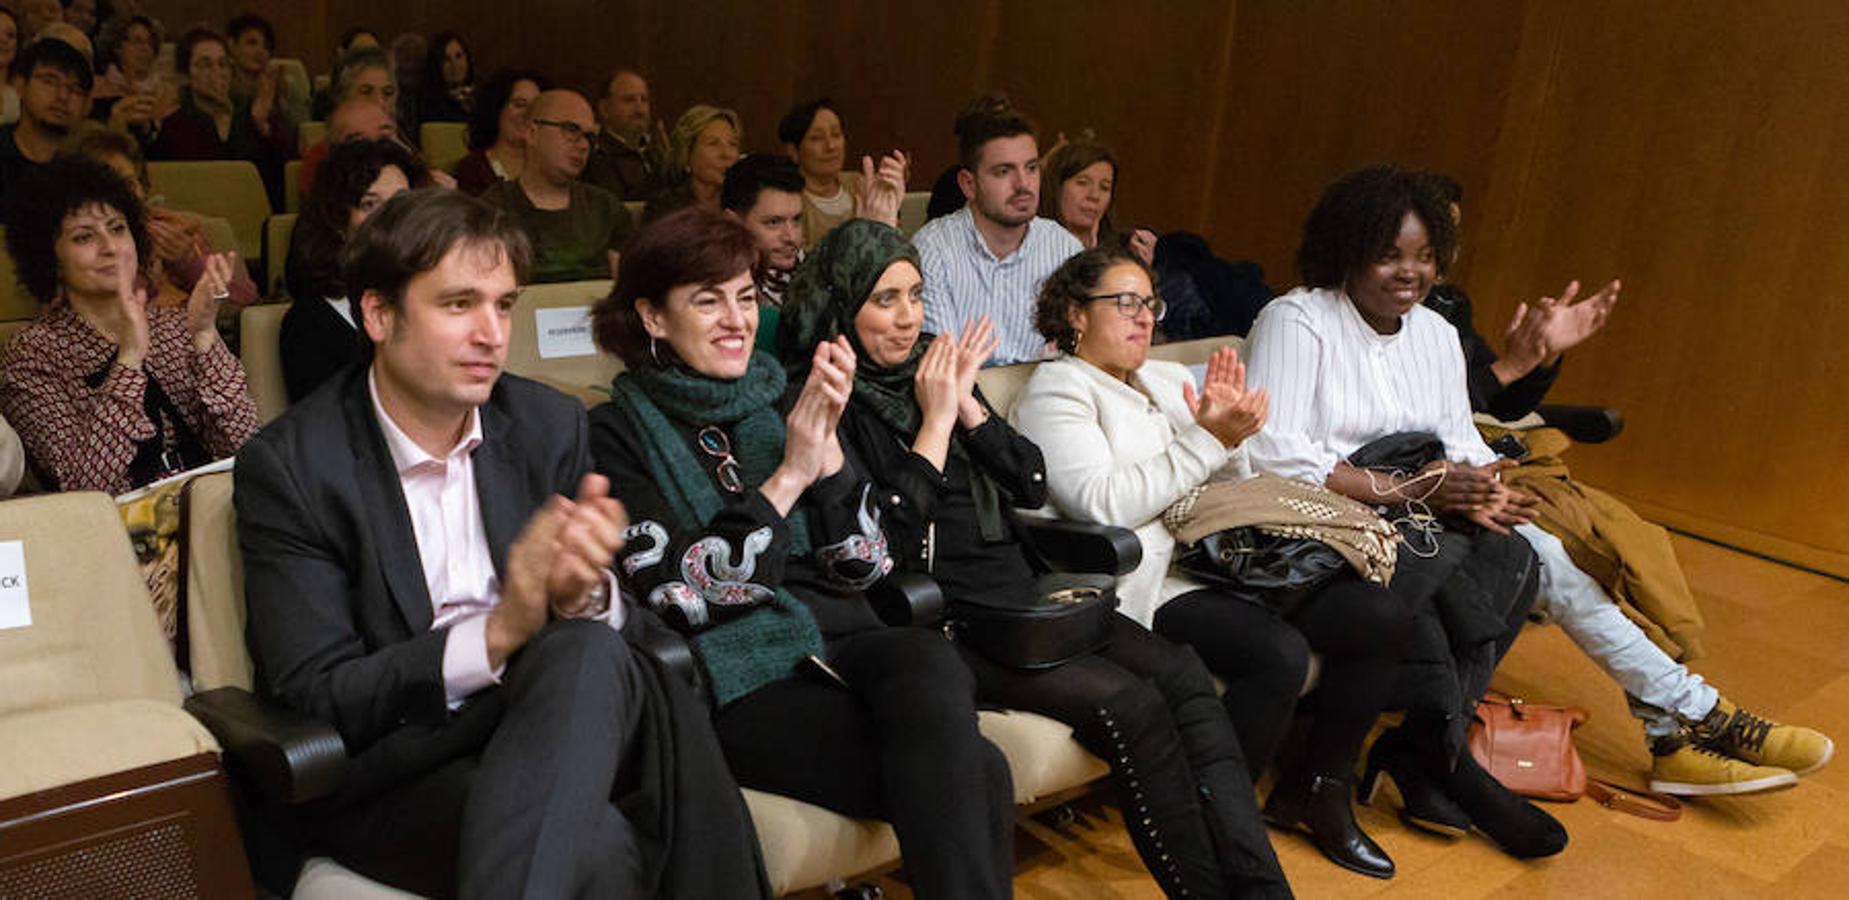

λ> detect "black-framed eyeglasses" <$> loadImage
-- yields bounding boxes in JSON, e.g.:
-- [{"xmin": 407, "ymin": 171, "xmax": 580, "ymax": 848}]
[
  {"xmin": 696, "ymin": 426, "xmax": 744, "ymax": 493},
  {"xmin": 534, "ymin": 119, "xmax": 598, "ymax": 144},
  {"xmin": 1086, "ymin": 291, "xmax": 1166, "ymax": 322}
]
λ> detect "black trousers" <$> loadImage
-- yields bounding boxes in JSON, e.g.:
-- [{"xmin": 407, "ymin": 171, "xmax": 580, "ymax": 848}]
[
  {"xmin": 715, "ymin": 627, "xmax": 1015, "ymax": 900},
  {"xmin": 1155, "ymin": 574, "xmax": 1412, "ymax": 781},
  {"xmin": 311, "ymin": 620, "xmax": 650, "ymax": 899},
  {"xmin": 961, "ymin": 613, "xmax": 1292, "ymax": 899}
]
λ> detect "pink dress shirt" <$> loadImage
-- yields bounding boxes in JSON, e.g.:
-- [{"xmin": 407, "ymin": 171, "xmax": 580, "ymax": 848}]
[{"xmin": 368, "ymin": 374, "xmax": 621, "ymax": 706}]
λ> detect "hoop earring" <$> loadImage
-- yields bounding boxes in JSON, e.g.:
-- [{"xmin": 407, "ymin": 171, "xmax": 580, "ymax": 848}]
[{"xmin": 649, "ymin": 337, "xmax": 663, "ymax": 368}]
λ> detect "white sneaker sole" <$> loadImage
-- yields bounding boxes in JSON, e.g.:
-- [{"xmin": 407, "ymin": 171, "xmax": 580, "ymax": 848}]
[
  {"xmin": 1650, "ymin": 771, "xmax": 1799, "ymax": 796},
  {"xmin": 1792, "ymin": 738, "xmax": 1835, "ymax": 776}
]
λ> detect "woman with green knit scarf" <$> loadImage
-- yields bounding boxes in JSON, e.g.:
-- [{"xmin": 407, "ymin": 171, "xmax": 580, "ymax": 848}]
[
  {"xmin": 586, "ymin": 208, "xmax": 1013, "ymax": 899},
  {"xmin": 778, "ymin": 218, "xmax": 1292, "ymax": 899}
]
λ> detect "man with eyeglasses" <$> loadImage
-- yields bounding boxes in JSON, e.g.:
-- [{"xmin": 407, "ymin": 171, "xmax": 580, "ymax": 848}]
[
  {"xmin": 481, "ymin": 90, "xmax": 634, "ymax": 283},
  {"xmin": 914, "ymin": 103, "xmax": 1082, "ymax": 366},
  {"xmin": 0, "ymin": 39, "xmax": 90, "ymax": 205}
]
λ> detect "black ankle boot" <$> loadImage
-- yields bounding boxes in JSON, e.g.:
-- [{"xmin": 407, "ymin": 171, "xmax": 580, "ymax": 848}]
[
  {"xmin": 1443, "ymin": 753, "xmax": 1568, "ymax": 859},
  {"xmin": 1266, "ymin": 773, "xmax": 1394, "ymax": 879},
  {"xmin": 1359, "ymin": 726, "xmax": 1471, "ymax": 838}
]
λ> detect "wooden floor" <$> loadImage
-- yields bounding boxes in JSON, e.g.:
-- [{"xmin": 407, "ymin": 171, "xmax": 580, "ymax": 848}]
[{"xmin": 825, "ymin": 535, "xmax": 1849, "ymax": 899}]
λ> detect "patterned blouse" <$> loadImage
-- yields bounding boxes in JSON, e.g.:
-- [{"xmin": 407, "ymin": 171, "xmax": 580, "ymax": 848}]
[{"xmin": 0, "ymin": 302, "xmax": 260, "ymax": 494}]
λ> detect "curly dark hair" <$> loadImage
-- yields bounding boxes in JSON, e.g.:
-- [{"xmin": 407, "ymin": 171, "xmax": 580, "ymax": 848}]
[
  {"xmin": 287, "ymin": 138, "xmax": 430, "ymax": 303},
  {"xmin": 1296, "ymin": 164, "xmax": 1457, "ymax": 289},
  {"xmin": 466, "ymin": 67, "xmax": 550, "ymax": 151},
  {"xmin": 591, "ymin": 207, "xmax": 758, "ymax": 370},
  {"xmin": 4, "ymin": 156, "xmax": 151, "ymax": 304},
  {"xmin": 1034, "ymin": 245, "xmax": 1151, "ymax": 355}
]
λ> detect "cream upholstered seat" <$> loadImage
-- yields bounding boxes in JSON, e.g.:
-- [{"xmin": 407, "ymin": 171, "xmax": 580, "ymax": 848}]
[
  {"xmin": 240, "ymin": 302, "xmax": 292, "ymax": 424},
  {"xmin": 0, "ymin": 491, "xmax": 249, "ymax": 895},
  {"xmin": 419, "ymin": 122, "xmax": 469, "ymax": 173},
  {"xmin": 298, "ymin": 120, "xmax": 327, "ymax": 155},
  {"xmin": 148, "ymin": 161, "xmax": 273, "ymax": 262},
  {"xmin": 266, "ymin": 213, "xmax": 299, "ymax": 297},
  {"xmin": 503, "ymin": 279, "xmax": 624, "ymax": 405},
  {"xmin": 898, "ymin": 190, "xmax": 930, "ymax": 236},
  {"xmin": 284, "ymin": 159, "xmax": 304, "ymax": 213}
]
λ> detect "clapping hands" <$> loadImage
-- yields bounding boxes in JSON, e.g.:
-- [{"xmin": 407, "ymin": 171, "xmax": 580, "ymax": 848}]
[
  {"xmin": 1182, "ymin": 346, "xmax": 1269, "ymax": 448},
  {"xmin": 856, "ymin": 150, "xmax": 911, "ymax": 228},
  {"xmin": 1499, "ymin": 279, "xmax": 1620, "ymax": 379}
]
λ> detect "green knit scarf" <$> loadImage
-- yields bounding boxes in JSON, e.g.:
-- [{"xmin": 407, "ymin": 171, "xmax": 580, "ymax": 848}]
[{"xmin": 607, "ymin": 352, "xmax": 825, "ymax": 707}]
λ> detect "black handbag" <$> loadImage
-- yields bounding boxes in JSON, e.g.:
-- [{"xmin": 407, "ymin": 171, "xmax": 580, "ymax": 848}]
[
  {"xmin": 947, "ymin": 572, "xmax": 1119, "ymax": 670},
  {"xmin": 1174, "ymin": 527, "xmax": 1347, "ymax": 615}
]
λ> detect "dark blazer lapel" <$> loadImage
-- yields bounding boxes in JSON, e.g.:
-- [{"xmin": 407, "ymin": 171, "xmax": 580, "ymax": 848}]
[
  {"xmin": 341, "ymin": 372, "xmax": 436, "ymax": 632},
  {"xmin": 473, "ymin": 396, "xmax": 525, "ymax": 580}
]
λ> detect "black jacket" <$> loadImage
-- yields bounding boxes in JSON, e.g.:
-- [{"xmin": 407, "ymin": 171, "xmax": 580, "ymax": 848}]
[
  {"xmin": 278, "ymin": 297, "xmax": 364, "ymax": 403},
  {"xmin": 1422, "ymin": 284, "xmax": 1561, "ymax": 421}
]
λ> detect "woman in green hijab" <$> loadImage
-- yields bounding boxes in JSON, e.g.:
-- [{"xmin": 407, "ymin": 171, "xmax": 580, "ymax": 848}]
[{"xmin": 779, "ymin": 218, "xmax": 1292, "ymax": 899}]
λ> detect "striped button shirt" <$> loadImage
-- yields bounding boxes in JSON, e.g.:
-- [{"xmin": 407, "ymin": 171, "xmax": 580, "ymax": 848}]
[
  {"xmin": 915, "ymin": 207, "xmax": 1083, "ymax": 366},
  {"xmin": 1241, "ymin": 286, "xmax": 1498, "ymax": 485}
]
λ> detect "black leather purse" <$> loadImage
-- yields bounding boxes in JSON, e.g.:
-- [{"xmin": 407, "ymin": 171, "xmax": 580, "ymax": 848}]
[
  {"xmin": 1174, "ymin": 527, "xmax": 1347, "ymax": 615},
  {"xmin": 947, "ymin": 572, "xmax": 1119, "ymax": 670}
]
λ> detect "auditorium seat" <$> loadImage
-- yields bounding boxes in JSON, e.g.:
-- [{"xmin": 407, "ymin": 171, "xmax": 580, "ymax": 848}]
[
  {"xmin": 148, "ymin": 161, "xmax": 272, "ymax": 262},
  {"xmin": 0, "ymin": 491, "xmax": 250, "ymax": 897},
  {"xmin": 898, "ymin": 190, "xmax": 930, "ymax": 236},
  {"xmin": 239, "ymin": 303, "xmax": 291, "ymax": 424},
  {"xmin": 298, "ymin": 121, "xmax": 327, "ymax": 155},
  {"xmin": 419, "ymin": 122, "xmax": 468, "ymax": 172},
  {"xmin": 284, "ymin": 159, "xmax": 304, "ymax": 212},
  {"xmin": 502, "ymin": 279, "xmax": 624, "ymax": 404},
  {"xmin": 266, "ymin": 213, "xmax": 298, "ymax": 297}
]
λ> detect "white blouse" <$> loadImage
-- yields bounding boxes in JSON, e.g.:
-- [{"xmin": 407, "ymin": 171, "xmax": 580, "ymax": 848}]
[
  {"xmin": 1012, "ymin": 354, "xmax": 1252, "ymax": 626},
  {"xmin": 1242, "ymin": 286, "xmax": 1497, "ymax": 484}
]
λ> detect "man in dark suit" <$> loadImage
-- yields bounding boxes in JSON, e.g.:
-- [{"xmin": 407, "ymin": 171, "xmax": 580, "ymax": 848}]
[{"xmin": 236, "ymin": 188, "xmax": 768, "ymax": 897}]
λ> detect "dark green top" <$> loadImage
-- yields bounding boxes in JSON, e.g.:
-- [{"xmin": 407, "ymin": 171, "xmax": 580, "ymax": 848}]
[{"xmin": 481, "ymin": 179, "xmax": 634, "ymax": 283}]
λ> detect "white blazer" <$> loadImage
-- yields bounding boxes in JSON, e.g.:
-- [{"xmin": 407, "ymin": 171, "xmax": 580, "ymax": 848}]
[{"xmin": 1011, "ymin": 354, "xmax": 1252, "ymax": 626}]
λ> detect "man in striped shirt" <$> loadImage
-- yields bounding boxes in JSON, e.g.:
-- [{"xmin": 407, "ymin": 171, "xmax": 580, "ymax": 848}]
[{"xmin": 914, "ymin": 105, "xmax": 1081, "ymax": 366}]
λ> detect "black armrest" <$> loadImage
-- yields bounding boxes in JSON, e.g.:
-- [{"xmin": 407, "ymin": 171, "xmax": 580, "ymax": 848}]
[
  {"xmin": 184, "ymin": 687, "xmax": 347, "ymax": 806},
  {"xmin": 867, "ymin": 571, "xmax": 946, "ymax": 627},
  {"xmin": 1022, "ymin": 518, "xmax": 1143, "ymax": 576},
  {"xmin": 628, "ymin": 612, "xmax": 706, "ymax": 697},
  {"xmin": 1535, "ymin": 404, "xmax": 1624, "ymax": 444}
]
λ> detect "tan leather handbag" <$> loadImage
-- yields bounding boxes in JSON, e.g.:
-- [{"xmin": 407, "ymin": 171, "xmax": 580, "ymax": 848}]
[{"xmin": 1469, "ymin": 691, "xmax": 1681, "ymax": 821}]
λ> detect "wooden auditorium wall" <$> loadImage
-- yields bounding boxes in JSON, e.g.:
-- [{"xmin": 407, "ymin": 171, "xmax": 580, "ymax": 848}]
[{"xmin": 156, "ymin": 1, "xmax": 1846, "ymax": 573}]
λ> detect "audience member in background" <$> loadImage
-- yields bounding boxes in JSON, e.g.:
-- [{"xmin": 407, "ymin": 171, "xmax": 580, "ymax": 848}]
[
  {"xmin": 588, "ymin": 208, "xmax": 1014, "ymax": 899},
  {"xmin": 34, "ymin": 20, "xmax": 90, "ymax": 64},
  {"xmin": 1411, "ymin": 173, "xmax": 1832, "ymax": 796},
  {"xmin": 59, "ymin": 122, "xmax": 259, "ymax": 327},
  {"xmin": 778, "ymin": 98, "xmax": 862, "ymax": 246},
  {"xmin": 59, "ymin": 0, "xmax": 95, "ymax": 35},
  {"xmin": 282, "ymin": 137, "xmax": 427, "ymax": 401},
  {"xmin": 0, "ymin": 37, "xmax": 88, "ymax": 201},
  {"xmin": 451, "ymin": 67, "xmax": 546, "ymax": 195},
  {"xmin": 237, "ymin": 189, "xmax": 767, "ymax": 898},
  {"xmin": 417, "ymin": 30, "xmax": 473, "ymax": 123},
  {"xmin": 0, "ymin": 157, "xmax": 258, "ymax": 494},
  {"xmin": 720, "ymin": 154, "xmax": 804, "ymax": 315},
  {"xmin": 481, "ymin": 89, "xmax": 631, "ymax": 283},
  {"xmin": 582, "ymin": 68, "xmax": 663, "ymax": 202},
  {"xmin": 150, "ymin": 27, "xmax": 296, "ymax": 209},
  {"xmin": 310, "ymin": 25, "xmax": 379, "ymax": 118},
  {"xmin": 913, "ymin": 104, "xmax": 1080, "ymax": 366},
  {"xmin": 225, "ymin": 13, "xmax": 305, "ymax": 128},
  {"xmin": 0, "ymin": 7, "xmax": 19, "ymax": 124},
  {"xmin": 388, "ymin": 31, "xmax": 425, "ymax": 137},
  {"xmin": 641, "ymin": 104, "xmax": 739, "ymax": 222},
  {"xmin": 1240, "ymin": 166, "xmax": 1573, "ymax": 860},
  {"xmin": 1040, "ymin": 139, "xmax": 1157, "ymax": 266},
  {"xmin": 296, "ymin": 97, "xmax": 399, "ymax": 198},
  {"xmin": 0, "ymin": 412, "xmax": 22, "ymax": 497},
  {"xmin": 782, "ymin": 220, "xmax": 1295, "ymax": 896},
  {"xmin": 90, "ymin": 14, "xmax": 171, "ymax": 138},
  {"xmin": 323, "ymin": 45, "xmax": 397, "ymax": 122},
  {"xmin": 17, "ymin": 0, "xmax": 55, "ymax": 42},
  {"xmin": 1017, "ymin": 245, "xmax": 1415, "ymax": 878}
]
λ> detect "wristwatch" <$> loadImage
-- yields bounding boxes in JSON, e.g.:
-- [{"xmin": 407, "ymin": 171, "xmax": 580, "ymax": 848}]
[{"xmin": 559, "ymin": 580, "xmax": 611, "ymax": 619}]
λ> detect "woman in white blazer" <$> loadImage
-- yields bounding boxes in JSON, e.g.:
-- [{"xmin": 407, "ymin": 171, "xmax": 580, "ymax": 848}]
[{"xmin": 1013, "ymin": 246, "xmax": 1411, "ymax": 880}]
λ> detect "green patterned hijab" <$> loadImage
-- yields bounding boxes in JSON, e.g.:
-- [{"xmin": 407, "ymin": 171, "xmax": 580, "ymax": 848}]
[{"xmin": 777, "ymin": 219, "xmax": 930, "ymax": 435}]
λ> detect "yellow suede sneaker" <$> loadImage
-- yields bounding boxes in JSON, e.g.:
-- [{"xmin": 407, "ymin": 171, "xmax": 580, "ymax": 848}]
[
  {"xmin": 1649, "ymin": 734, "xmax": 1798, "ymax": 796},
  {"xmin": 1692, "ymin": 698, "xmax": 1835, "ymax": 775}
]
